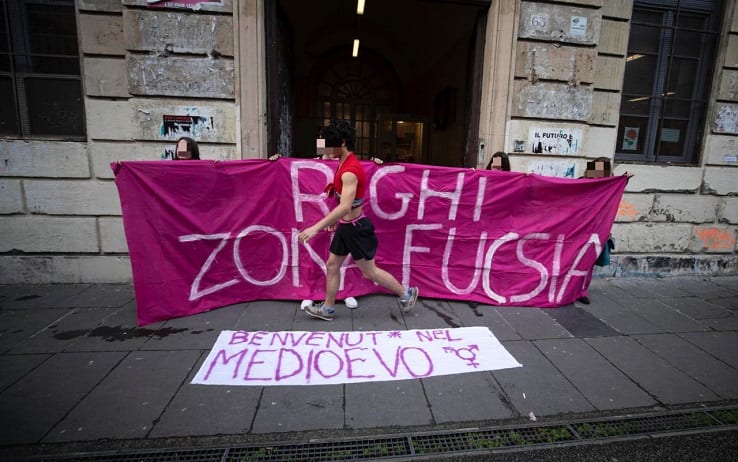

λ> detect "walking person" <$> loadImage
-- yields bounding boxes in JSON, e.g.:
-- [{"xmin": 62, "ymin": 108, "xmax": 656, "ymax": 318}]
[
  {"xmin": 297, "ymin": 119, "xmax": 418, "ymax": 320},
  {"xmin": 270, "ymin": 147, "xmax": 383, "ymax": 311}
]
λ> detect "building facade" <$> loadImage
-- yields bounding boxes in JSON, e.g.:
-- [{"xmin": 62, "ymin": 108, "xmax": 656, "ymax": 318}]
[{"xmin": 0, "ymin": 0, "xmax": 736, "ymax": 283}]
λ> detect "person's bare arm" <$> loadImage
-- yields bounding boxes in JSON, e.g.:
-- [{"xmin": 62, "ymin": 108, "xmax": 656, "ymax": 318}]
[{"xmin": 298, "ymin": 172, "xmax": 358, "ymax": 242}]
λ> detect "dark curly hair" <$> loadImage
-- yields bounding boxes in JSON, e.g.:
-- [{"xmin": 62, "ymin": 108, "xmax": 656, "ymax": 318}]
[{"xmin": 320, "ymin": 119, "xmax": 356, "ymax": 150}]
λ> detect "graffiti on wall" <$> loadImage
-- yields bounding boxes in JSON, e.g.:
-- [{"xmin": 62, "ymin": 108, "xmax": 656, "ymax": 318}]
[
  {"xmin": 527, "ymin": 159, "xmax": 576, "ymax": 178},
  {"xmin": 694, "ymin": 227, "xmax": 736, "ymax": 252},
  {"xmin": 160, "ymin": 110, "xmax": 215, "ymax": 159}
]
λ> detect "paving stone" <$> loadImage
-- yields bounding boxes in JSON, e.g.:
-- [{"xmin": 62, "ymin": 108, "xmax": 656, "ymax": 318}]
[
  {"xmin": 667, "ymin": 277, "xmax": 738, "ymax": 299},
  {"xmin": 495, "ymin": 308, "xmax": 571, "ymax": 340},
  {"xmin": 0, "ymin": 308, "xmax": 71, "ymax": 353},
  {"xmin": 609, "ymin": 278, "xmax": 677, "ymax": 299},
  {"xmin": 587, "ymin": 279, "xmax": 638, "ymax": 302},
  {"xmin": 711, "ymin": 277, "xmax": 738, "ymax": 293},
  {"xmin": 149, "ymin": 351, "xmax": 262, "ymax": 438},
  {"xmin": 402, "ymin": 298, "xmax": 463, "ymax": 329},
  {"xmin": 0, "ymin": 354, "xmax": 50, "ymax": 392},
  {"xmin": 492, "ymin": 341, "xmax": 594, "ymax": 417},
  {"xmin": 622, "ymin": 299, "xmax": 711, "ymax": 333},
  {"xmin": 585, "ymin": 336, "xmax": 720, "ymax": 405},
  {"xmin": 534, "ymin": 338, "xmax": 656, "ymax": 411},
  {"xmin": 345, "ymin": 379, "xmax": 433, "ymax": 428},
  {"xmin": 709, "ymin": 296, "xmax": 738, "ymax": 312},
  {"xmin": 0, "ymin": 352, "xmax": 125, "ymax": 445},
  {"xmin": 45, "ymin": 350, "xmax": 202, "ymax": 442},
  {"xmin": 350, "ymin": 295, "xmax": 407, "ymax": 332},
  {"xmin": 543, "ymin": 305, "xmax": 619, "ymax": 337},
  {"xmin": 141, "ymin": 303, "xmax": 244, "ymax": 350},
  {"xmin": 422, "ymin": 372, "xmax": 516, "ymax": 423},
  {"xmin": 699, "ymin": 314, "xmax": 738, "ymax": 332},
  {"xmin": 62, "ymin": 304, "xmax": 165, "ymax": 352},
  {"xmin": 252, "ymin": 385, "xmax": 344, "ymax": 433},
  {"xmin": 633, "ymin": 333, "xmax": 738, "ymax": 400},
  {"xmin": 447, "ymin": 302, "xmax": 522, "ymax": 341},
  {"xmin": 622, "ymin": 278, "xmax": 691, "ymax": 298},
  {"xmin": 58, "ymin": 284, "xmax": 134, "ymax": 308},
  {"xmin": 233, "ymin": 300, "xmax": 297, "ymax": 331},
  {"xmin": 0, "ymin": 284, "xmax": 91, "ymax": 309},
  {"xmin": 678, "ymin": 331, "xmax": 738, "ymax": 369},
  {"xmin": 10, "ymin": 308, "xmax": 119, "ymax": 354},
  {"xmin": 580, "ymin": 297, "xmax": 664, "ymax": 335},
  {"xmin": 657, "ymin": 297, "xmax": 734, "ymax": 320}
]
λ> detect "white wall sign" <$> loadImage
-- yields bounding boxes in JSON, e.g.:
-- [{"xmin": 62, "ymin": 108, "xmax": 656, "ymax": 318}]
[
  {"xmin": 570, "ymin": 16, "xmax": 587, "ymax": 37},
  {"xmin": 529, "ymin": 127, "xmax": 582, "ymax": 155}
]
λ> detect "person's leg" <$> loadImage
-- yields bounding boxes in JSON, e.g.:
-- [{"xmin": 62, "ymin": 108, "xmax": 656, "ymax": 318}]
[
  {"xmin": 577, "ymin": 267, "xmax": 594, "ymax": 304},
  {"xmin": 304, "ymin": 252, "xmax": 347, "ymax": 321},
  {"xmin": 354, "ymin": 258, "xmax": 405, "ymax": 296},
  {"xmin": 354, "ymin": 258, "xmax": 419, "ymax": 312},
  {"xmin": 324, "ymin": 252, "xmax": 346, "ymax": 307}
]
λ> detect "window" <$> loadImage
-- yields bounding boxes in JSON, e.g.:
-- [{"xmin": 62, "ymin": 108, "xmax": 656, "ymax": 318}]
[
  {"xmin": 616, "ymin": 0, "xmax": 722, "ymax": 163},
  {"xmin": 313, "ymin": 54, "xmax": 398, "ymax": 160},
  {"xmin": 0, "ymin": 0, "xmax": 85, "ymax": 139}
]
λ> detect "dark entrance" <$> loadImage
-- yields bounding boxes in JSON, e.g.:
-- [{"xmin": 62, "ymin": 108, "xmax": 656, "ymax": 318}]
[{"xmin": 266, "ymin": 0, "xmax": 489, "ymax": 167}]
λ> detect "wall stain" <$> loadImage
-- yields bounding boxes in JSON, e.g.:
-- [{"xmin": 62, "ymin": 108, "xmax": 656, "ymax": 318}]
[{"xmin": 616, "ymin": 199, "xmax": 638, "ymax": 220}]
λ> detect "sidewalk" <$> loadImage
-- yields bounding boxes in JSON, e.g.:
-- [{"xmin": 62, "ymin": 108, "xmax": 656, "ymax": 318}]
[{"xmin": 0, "ymin": 276, "xmax": 736, "ymax": 459}]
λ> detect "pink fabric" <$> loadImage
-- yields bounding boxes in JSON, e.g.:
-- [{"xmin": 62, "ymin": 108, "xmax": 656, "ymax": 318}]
[{"xmin": 112, "ymin": 159, "xmax": 627, "ymax": 325}]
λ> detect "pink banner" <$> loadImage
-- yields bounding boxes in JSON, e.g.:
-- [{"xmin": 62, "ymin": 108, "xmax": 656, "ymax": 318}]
[{"xmin": 112, "ymin": 159, "xmax": 627, "ymax": 325}]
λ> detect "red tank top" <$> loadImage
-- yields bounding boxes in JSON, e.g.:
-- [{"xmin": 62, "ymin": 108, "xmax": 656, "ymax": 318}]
[{"xmin": 332, "ymin": 153, "xmax": 366, "ymax": 202}]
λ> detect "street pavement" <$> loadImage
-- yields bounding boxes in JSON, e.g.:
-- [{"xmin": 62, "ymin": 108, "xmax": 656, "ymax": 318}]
[{"xmin": 0, "ymin": 276, "xmax": 737, "ymax": 460}]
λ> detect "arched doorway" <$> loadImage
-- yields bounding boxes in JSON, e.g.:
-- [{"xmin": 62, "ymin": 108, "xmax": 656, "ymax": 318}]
[
  {"xmin": 265, "ymin": 0, "xmax": 490, "ymax": 166},
  {"xmin": 304, "ymin": 49, "xmax": 400, "ymax": 159}
]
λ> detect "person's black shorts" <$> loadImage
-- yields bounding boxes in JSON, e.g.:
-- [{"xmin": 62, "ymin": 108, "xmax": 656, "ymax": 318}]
[{"xmin": 330, "ymin": 217, "xmax": 378, "ymax": 260}]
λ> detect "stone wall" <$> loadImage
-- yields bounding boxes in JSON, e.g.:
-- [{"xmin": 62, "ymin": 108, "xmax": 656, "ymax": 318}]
[
  {"xmin": 0, "ymin": 0, "xmax": 239, "ymax": 283},
  {"xmin": 505, "ymin": 0, "xmax": 737, "ymax": 276},
  {"xmin": 0, "ymin": 0, "xmax": 736, "ymax": 282}
]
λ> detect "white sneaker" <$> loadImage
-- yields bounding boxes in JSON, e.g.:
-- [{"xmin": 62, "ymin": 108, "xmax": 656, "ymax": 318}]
[
  {"xmin": 300, "ymin": 300, "xmax": 313, "ymax": 311},
  {"xmin": 344, "ymin": 296, "xmax": 358, "ymax": 309}
]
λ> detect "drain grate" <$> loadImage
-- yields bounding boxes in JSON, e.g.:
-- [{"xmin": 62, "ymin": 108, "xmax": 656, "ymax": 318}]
[
  {"xmin": 572, "ymin": 411, "xmax": 721, "ymax": 439},
  {"xmin": 24, "ymin": 406, "xmax": 738, "ymax": 462},
  {"xmin": 225, "ymin": 436, "xmax": 409, "ymax": 461}
]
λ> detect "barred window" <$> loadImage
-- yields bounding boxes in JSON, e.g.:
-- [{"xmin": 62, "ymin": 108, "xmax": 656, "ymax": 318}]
[
  {"xmin": 616, "ymin": 0, "xmax": 722, "ymax": 163},
  {"xmin": 0, "ymin": 0, "xmax": 85, "ymax": 139}
]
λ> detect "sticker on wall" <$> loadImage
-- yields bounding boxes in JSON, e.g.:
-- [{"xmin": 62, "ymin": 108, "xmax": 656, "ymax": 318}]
[
  {"xmin": 570, "ymin": 16, "xmax": 587, "ymax": 37},
  {"xmin": 622, "ymin": 127, "xmax": 639, "ymax": 151},
  {"xmin": 146, "ymin": 0, "xmax": 223, "ymax": 10},
  {"xmin": 529, "ymin": 128, "xmax": 581, "ymax": 155}
]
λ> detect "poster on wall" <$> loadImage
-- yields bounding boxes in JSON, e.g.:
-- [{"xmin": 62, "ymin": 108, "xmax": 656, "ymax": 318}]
[
  {"xmin": 621, "ymin": 127, "xmax": 639, "ymax": 151},
  {"xmin": 162, "ymin": 114, "xmax": 214, "ymax": 138},
  {"xmin": 146, "ymin": 0, "xmax": 223, "ymax": 9},
  {"xmin": 529, "ymin": 128, "xmax": 581, "ymax": 154}
]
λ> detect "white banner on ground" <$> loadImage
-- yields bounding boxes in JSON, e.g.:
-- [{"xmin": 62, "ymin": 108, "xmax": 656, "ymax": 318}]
[{"xmin": 192, "ymin": 327, "xmax": 522, "ymax": 386}]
